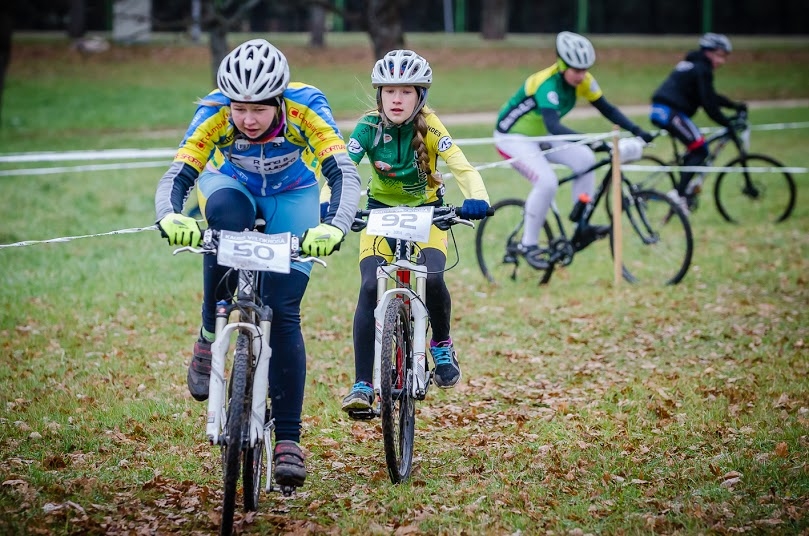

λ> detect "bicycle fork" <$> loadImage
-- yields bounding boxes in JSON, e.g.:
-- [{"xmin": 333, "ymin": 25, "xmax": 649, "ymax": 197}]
[
  {"xmin": 207, "ymin": 307, "xmax": 272, "ymax": 449},
  {"xmin": 373, "ymin": 261, "xmax": 430, "ymax": 399}
]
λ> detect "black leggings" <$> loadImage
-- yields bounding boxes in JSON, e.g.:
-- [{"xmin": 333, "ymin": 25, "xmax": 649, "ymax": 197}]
[
  {"xmin": 652, "ymin": 110, "xmax": 709, "ymax": 196},
  {"xmin": 351, "ymin": 248, "xmax": 451, "ymax": 384},
  {"xmin": 202, "ymin": 187, "xmax": 308, "ymax": 442}
]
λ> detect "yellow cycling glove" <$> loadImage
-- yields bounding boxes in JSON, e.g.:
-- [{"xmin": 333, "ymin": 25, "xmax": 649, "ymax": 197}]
[
  {"xmin": 157, "ymin": 213, "xmax": 201, "ymax": 246},
  {"xmin": 300, "ymin": 223, "xmax": 344, "ymax": 256}
]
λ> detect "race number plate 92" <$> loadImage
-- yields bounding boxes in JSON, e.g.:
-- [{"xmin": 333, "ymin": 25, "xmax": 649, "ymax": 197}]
[
  {"xmin": 366, "ymin": 206, "xmax": 434, "ymax": 243},
  {"xmin": 217, "ymin": 231, "xmax": 292, "ymax": 273}
]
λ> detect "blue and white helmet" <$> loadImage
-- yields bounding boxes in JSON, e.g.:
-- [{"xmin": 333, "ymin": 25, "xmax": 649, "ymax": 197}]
[
  {"xmin": 216, "ymin": 39, "xmax": 290, "ymax": 102},
  {"xmin": 556, "ymin": 31, "xmax": 596, "ymax": 70},
  {"xmin": 699, "ymin": 33, "xmax": 732, "ymax": 53}
]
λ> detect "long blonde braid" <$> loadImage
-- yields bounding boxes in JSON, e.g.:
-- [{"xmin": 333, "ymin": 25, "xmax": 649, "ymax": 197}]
[{"xmin": 411, "ymin": 111, "xmax": 441, "ymax": 188}]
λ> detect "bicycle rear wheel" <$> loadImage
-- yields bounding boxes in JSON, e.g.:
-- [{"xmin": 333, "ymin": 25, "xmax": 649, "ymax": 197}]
[
  {"xmin": 220, "ymin": 334, "xmax": 250, "ymax": 536},
  {"xmin": 379, "ymin": 297, "xmax": 415, "ymax": 484},
  {"xmin": 713, "ymin": 153, "xmax": 796, "ymax": 223},
  {"xmin": 611, "ymin": 189, "xmax": 693, "ymax": 285},
  {"xmin": 242, "ymin": 427, "xmax": 263, "ymax": 512},
  {"xmin": 475, "ymin": 198, "xmax": 555, "ymax": 285}
]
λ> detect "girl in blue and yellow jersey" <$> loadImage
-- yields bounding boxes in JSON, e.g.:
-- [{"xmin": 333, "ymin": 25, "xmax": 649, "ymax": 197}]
[
  {"xmin": 154, "ymin": 39, "xmax": 362, "ymax": 489},
  {"xmin": 494, "ymin": 32, "xmax": 653, "ymax": 269},
  {"xmin": 338, "ymin": 49, "xmax": 490, "ymax": 415}
]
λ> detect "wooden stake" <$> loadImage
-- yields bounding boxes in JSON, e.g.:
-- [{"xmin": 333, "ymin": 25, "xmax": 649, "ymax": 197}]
[{"xmin": 611, "ymin": 126, "xmax": 622, "ymax": 286}]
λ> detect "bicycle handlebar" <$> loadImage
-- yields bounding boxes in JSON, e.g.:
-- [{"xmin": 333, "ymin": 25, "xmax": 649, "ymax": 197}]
[
  {"xmin": 351, "ymin": 204, "xmax": 495, "ymax": 233},
  {"xmin": 172, "ymin": 229, "xmax": 327, "ymax": 267}
]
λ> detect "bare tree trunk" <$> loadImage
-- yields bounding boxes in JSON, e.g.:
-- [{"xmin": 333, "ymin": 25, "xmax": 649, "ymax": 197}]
[
  {"xmin": 481, "ymin": 0, "xmax": 508, "ymax": 40},
  {"xmin": 206, "ymin": 0, "xmax": 262, "ymax": 89},
  {"xmin": 209, "ymin": 23, "xmax": 228, "ymax": 88},
  {"xmin": 366, "ymin": 0, "xmax": 405, "ymax": 60},
  {"xmin": 67, "ymin": 0, "xmax": 86, "ymax": 39},
  {"xmin": 0, "ymin": 3, "xmax": 11, "ymax": 126},
  {"xmin": 309, "ymin": 4, "xmax": 326, "ymax": 48}
]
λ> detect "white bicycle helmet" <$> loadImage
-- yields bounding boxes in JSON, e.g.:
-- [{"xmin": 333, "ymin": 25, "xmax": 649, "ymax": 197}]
[
  {"xmin": 699, "ymin": 33, "xmax": 732, "ymax": 53},
  {"xmin": 371, "ymin": 49, "xmax": 433, "ymax": 89},
  {"xmin": 216, "ymin": 39, "xmax": 290, "ymax": 102},
  {"xmin": 556, "ymin": 31, "xmax": 596, "ymax": 70}
]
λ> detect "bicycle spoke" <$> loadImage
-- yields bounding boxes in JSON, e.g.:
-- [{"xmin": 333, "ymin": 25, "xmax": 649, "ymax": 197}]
[
  {"xmin": 714, "ymin": 154, "xmax": 796, "ymax": 224},
  {"xmin": 613, "ymin": 189, "xmax": 693, "ymax": 285},
  {"xmin": 380, "ymin": 298, "xmax": 415, "ymax": 483}
]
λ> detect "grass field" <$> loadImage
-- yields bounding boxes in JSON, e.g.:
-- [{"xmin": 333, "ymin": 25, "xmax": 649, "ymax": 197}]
[{"xmin": 1, "ymin": 33, "xmax": 808, "ymax": 535}]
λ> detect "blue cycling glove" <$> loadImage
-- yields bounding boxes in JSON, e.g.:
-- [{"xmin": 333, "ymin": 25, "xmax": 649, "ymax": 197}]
[{"xmin": 461, "ymin": 199, "xmax": 490, "ymax": 220}]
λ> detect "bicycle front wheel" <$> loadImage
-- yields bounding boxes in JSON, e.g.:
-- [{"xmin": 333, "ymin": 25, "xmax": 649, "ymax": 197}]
[
  {"xmin": 624, "ymin": 155, "xmax": 678, "ymax": 193},
  {"xmin": 220, "ymin": 334, "xmax": 250, "ymax": 536},
  {"xmin": 379, "ymin": 297, "xmax": 415, "ymax": 484},
  {"xmin": 242, "ymin": 428, "xmax": 263, "ymax": 512},
  {"xmin": 612, "ymin": 189, "xmax": 694, "ymax": 285},
  {"xmin": 713, "ymin": 153, "xmax": 796, "ymax": 223},
  {"xmin": 475, "ymin": 198, "xmax": 555, "ymax": 285}
]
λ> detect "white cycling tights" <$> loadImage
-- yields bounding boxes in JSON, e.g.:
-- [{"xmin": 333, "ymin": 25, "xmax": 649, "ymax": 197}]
[{"xmin": 494, "ymin": 132, "xmax": 596, "ymax": 247}]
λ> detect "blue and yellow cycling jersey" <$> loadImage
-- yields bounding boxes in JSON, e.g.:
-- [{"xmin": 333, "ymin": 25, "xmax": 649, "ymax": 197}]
[
  {"xmin": 155, "ymin": 82, "xmax": 361, "ymax": 234},
  {"xmin": 346, "ymin": 111, "xmax": 489, "ymax": 207},
  {"xmin": 495, "ymin": 64, "xmax": 603, "ymax": 136}
]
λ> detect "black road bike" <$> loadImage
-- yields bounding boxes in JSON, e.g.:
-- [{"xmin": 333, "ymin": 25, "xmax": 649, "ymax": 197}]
[
  {"xmin": 627, "ymin": 111, "xmax": 796, "ymax": 223},
  {"xmin": 476, "ymin": 144, "xmax": 694, "ymax": 286}
]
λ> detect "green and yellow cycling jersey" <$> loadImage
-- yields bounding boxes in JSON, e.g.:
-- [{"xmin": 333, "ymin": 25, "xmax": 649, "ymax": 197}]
[
  {"xmin": 346, "ymin": 110, "xmax": 488, "ymax": 207},
  {"xmin": 495, "ymin": 64, "xmax": 604, "ymax": 135}
]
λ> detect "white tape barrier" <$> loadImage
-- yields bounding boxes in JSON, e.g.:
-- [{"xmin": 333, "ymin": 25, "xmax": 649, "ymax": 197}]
[
  {"xmin": 2, "ymin": 121, "xmax": 807, "ymax": 166},
  {"xmin": 0, "ymin": 161, "xmax": 167, "ymax": 177},
  {"xmin": 622, "ymin": 164, "xmax": 808, "ymax": 174},
  {"xmin": 0, "ymin": 225, "xmax": 159, "ymax": 249},
  {"xmin": 1, "ymin": 123, "xmax": 807, "ymax": 249}
]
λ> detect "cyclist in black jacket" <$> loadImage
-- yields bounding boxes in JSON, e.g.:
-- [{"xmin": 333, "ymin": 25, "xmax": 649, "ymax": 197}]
[{"xmin": 649, "ymin": 33, "xmax": 747, "ymax": 212}]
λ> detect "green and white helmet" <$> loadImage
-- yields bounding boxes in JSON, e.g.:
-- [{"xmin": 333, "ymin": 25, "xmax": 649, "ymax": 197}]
[
  {"xmin": 556, "ymin": 31, "xmax": 596, "ymax": 70},
  {"xmin": 371, "ymin": 49, "xmax": 433, "ymax": 89}
]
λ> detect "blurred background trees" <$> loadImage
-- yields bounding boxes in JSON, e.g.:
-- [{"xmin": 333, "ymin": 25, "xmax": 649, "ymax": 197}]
[{"xmin": 2, "ymin": 0, "xmax": 803, "ymax": 115}]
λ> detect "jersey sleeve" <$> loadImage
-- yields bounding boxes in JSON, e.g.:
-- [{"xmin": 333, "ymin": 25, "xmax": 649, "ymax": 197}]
[
  {"xmin": 155, "ymin": 94, "xmax": 230, "ymax": 221},
  {"xmin": 286, "ymin": 86, "xmax": 362, "ymax": 234},
  {"xmin": 427, "ymin": 114, "xmax": 489, "ymax": 202},
  {"xmin": 347, "ymin": 116, "xmax": 377, "ymax": 165},
  {"xmin": 577, "ymin": 73, "xmax": 604, "ymax": 103}
]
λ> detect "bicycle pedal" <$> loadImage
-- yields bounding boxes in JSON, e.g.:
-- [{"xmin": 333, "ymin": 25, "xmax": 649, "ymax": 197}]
[
  {"xmin": 279, "ymin": 485, "xmax": 296, "ymax": 497},
  {"xmin": 347, "ymin": 409, "xmax": 377, "ymax": 421}
]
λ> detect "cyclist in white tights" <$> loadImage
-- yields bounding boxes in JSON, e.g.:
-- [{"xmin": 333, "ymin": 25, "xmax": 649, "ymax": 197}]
[{"xmin": 493, "ymin": 32, "xmax": 653, "ymax": 269}]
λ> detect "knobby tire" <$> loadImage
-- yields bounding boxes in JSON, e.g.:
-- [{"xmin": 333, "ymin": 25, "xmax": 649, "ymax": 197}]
[
  {"xmin": 379, "ymin": 297, "xmax": 415, "ymax": 484},
  {"xmin": 475, "ymin": 198, "xmax": 555, "ymax": 285},
  {"xmin": 220, "ymin": 334, "xmax": 250, "ymax": 536}
]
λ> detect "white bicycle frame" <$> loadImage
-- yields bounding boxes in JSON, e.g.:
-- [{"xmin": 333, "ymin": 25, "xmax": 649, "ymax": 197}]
[
  {"xmin": 175, "ymin": 228, "xmax": 323, "ymax": 493},
  {"xmin": 364, "ymin": 206, "xmax": 437, "ymax": 401},
  {"xmin": 372, "ymin": 255, "xmax": 430, "ymax": 399}
]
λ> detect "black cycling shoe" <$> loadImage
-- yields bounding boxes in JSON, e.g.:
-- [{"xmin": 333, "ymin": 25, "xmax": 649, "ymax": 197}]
[
  {"xmin": 187, "ymin": 339, "xmax": 212, "ymax": 402},
  {"xmin": 274, "ymin": 440, "xmax": 306, "ymax": 488},
  {"xmin": 515, "ymin": 243, "xmax": 550, "ymax": 270}
]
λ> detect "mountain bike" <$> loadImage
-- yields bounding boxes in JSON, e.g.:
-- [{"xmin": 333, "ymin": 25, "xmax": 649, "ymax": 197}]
[
  {"xmin": 347, "ymin": 205, "xmax": 479, "ymax": 483},
  {"xmin": 627, "ymin": 111, "xmax": 796, "ymax": 223},
  {"xmin": 174, "ymin": 225, "xmax": 324, "ymax": 536},
  {"xmin": 476, "ymin": 143, "xmax": 693, "ymax": 286}
]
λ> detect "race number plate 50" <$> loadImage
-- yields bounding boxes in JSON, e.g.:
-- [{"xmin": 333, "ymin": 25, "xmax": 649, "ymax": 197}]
[
  {"xmin": 217, "ymin": 231, "xmax": 291, "ymax": 273},
  {"xmin": 366, "ymin": 206, "xmax": 434, "ymax": 243}
]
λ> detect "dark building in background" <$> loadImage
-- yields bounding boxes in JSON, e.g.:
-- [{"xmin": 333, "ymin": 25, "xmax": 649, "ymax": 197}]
[{"xmin": 11, "ymin": 0, "xmax": 808, "ymax": 35}]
